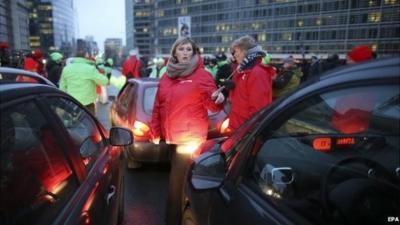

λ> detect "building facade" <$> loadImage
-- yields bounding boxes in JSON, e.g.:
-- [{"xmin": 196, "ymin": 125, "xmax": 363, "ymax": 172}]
[
  {"xmin": 0, "ymin": 0, "xmax": 30, "ymax": 50},
  {"xmin": 27, "ymin": 0, "xmax": 75, "ymax": 56},
  {"xmin": 125, "ymin": 0, "xmax": 154, "ymax": 57},
  {"xmin": 104, "ymin": 38, "xmax": 123, "ymax": 66},
  {"xmin": 127, "ymin": 0, "xmax": 399, "ymax": 58}
]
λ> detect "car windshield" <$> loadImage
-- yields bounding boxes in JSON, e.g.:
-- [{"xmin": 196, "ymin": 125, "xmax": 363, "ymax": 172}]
[
  {"xmin": 249, "ymin": 84, "xmax": 400, "ymax": 225},
  {"xmin": 143, "ymin": 86, "xmax": 157, "ymax": 115}
]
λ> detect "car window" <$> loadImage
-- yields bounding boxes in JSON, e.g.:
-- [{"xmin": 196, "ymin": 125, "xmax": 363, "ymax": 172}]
[
  {"xmin": 247, "ymin": 85, "xmax": 399, "ymax": 225},
  {"xmin": 0, "ymin": 101, "xmax": 79, "ymax": 225},
  {"xmin": 118, "ymin": 83, "xmax": 135, "ymax": 111},
  {"xmin": 144, "ymin": 86, "xmax": 157, "ymax": 114},
  {"xmin": 47, "ymin": 97, "xmax": 106, "ymax": 171}
]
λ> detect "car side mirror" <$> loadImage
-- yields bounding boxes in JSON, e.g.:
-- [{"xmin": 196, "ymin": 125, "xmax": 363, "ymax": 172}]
[
  {"xmin": 191, "ymin": 151, "xmax": 226, "ymax": 190},
  {"xmin": 109, "ymin": 127, "xmax": 133, "ymax": 146}
]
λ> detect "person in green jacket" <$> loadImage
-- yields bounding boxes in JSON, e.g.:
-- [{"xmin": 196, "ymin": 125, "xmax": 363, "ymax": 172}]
[
  {"xmin": 59, "ymin": 52, "xmax": 109, "ymax": 115},
  {"xmin": 149, "ymin": 57, "xmax": 166, "ymax": 79},
  {"xmin": 273, "ymin": 56, "xmax": 303, "ymax": 99},
  {"xmin": 205, "ymin": 57, "xmax": 218, "ymax": 79}
]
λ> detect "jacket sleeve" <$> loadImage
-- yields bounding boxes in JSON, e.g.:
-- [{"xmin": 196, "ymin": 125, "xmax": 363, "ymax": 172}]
[
  {"xmin": 247, "ymin": 68, "xmax": 272, "ymax": 116},
  {"xmin": 122, "ymin": 60, "xmax": 128, "ymax": 76},
  {"xmin": 150, "ymin": 84, "xmax": 162, "ymax": 141},
  {"xmin": 200, "ymin": 71, "xmax": 223, "ymax": 112},
  {"xmin": 59, "ymin": 68, "xmax": 67, "ymax": 91},
  {"xmin": 90, "ymin": 67, "xmax": 109, "ymax": 86},
  {"xmin": 134, "ymin": 60, "xmax": 142, "ymax": 78}
]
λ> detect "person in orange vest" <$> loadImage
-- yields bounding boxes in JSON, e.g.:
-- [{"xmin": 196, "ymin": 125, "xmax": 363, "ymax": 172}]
[{"xmin": 122, "ymin": 49, "xmax": 142, "ymax": 79}]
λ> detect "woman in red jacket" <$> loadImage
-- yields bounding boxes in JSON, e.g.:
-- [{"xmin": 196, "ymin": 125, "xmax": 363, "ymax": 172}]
[
  {"xmin": 150, "ymin": 37, "xmax": 224, "ymax": 225},
  {"xmin": 150, "ymin": 37, "xmax": 224, "ymax": 149},
  {"xmin": 228, "ymin": 35, "xmax": 275, "ymax": 130}
]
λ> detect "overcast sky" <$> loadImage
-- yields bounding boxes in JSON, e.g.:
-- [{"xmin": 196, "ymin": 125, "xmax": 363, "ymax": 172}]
[{"xmin": 74, "ymin": 0, "xmax": 125, "ymax": 52}]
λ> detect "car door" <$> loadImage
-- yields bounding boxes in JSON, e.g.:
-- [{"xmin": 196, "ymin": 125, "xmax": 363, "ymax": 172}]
[
  {"xmin": 208, "ymin": 81, "xmax": 399, "ymax": 225},
  {"xmin": 46, "ymin": 96, "xmax": 122, "ymax": 225},
  {"xmin": 0, "ymin": 99, "xmax": 80, "ymax": 225}
]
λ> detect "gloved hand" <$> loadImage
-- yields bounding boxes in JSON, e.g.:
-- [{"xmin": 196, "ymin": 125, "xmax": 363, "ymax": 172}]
[
  {"xmin": 211, "ymin": 87, "xmax": 225, "ymax": 104},
  {"xmin": 214, "ymin": 92, "xmax": 225, "ymax": 104}
]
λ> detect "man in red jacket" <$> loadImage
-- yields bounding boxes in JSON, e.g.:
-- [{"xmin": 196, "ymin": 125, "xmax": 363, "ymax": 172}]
[
  {"xmin": 122, "ymin": 48, "xmax": 142, "ymax": 79},
  {"xmin": 227, "ymin": 35, "xmax": 275, "ymax": 130}
]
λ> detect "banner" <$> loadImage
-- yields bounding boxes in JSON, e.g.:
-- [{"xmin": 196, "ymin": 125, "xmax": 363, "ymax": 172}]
[{"xmin": 178, "ymin": 16, "xmax": 191, "ymax": 38}]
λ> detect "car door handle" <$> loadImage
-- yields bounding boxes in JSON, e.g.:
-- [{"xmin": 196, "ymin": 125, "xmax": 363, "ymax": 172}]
[{"xmin": 106, "ymin": 185, "xmax": 116, "ymax": 205}]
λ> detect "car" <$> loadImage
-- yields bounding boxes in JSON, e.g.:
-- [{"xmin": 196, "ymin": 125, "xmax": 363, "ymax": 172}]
[
  {"xmin": 181, "ymin": 57, "xmax": 400, "ymax": 225},
  {"xmin": 109, "ymin": 77, "xmax": 229, "ymax": 168},
  {"xmin": 0, "ymin": 67, "xmax": 133, "ymax": 225},
  {"xmin": 0, "ymin": 66, "xmax": 55, "ymax": 86}
]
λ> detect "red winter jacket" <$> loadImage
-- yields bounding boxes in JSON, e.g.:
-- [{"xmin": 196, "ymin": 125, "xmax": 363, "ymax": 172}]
[
  {"xmin": 150, "ymin": 56, "xmax": 222, "ymax": 146},
  {"xmin": 228, "ymin": 59, "xmax": 274, "ymax": 130},
  {"xmin": 17, "ymin": 57, "xmax": 39, "ymax": 83},
  {"xmin": 122, "ymin": 55, "xmax": 141, "ymax": 78}
]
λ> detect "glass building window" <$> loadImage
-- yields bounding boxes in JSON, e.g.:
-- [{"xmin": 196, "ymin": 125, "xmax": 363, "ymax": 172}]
[{"xmin": 368, "ymin": 12, "xmax": 381, "ymax": 23}]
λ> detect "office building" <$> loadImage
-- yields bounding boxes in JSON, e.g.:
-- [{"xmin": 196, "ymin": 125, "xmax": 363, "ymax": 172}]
[
  {"xmin": 126, "ymin": 0, "xmax": 399, "ymax": 58},
  {"xmin": 125, "ymin": 0, "xmax": 154, "ymax": 56},
  {"xmin": 0, "ymin": 0, "xmax": 30, "ymax": 50},
  {"xmin": 104, "ymin": 38, "xmax": 123, "ymax": 65},
  {"xmin": 27, "ymin": 0, "xmax": 76, "ymax": 55}
]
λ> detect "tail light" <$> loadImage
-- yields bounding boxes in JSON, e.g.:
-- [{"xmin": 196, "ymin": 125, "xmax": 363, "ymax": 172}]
[
  {"xmin": 220, "ymin": 118, "xmax": 231, "ymax": 134},
  {"xmin": 132, "ymin": 120, "xmax": 150, "ymax": 137}
]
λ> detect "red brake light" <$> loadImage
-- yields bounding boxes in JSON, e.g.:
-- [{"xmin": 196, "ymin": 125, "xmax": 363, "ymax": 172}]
[
  {"xmin": 132, "ymin": 121, "xmax": 150, "ymax": 137},
  {"xmin": 220, "ymin": 118, "xmax": 231, "ymax": 134}
]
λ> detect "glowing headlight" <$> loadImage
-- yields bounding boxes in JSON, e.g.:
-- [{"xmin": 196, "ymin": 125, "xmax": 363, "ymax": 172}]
[{"xmin": 176, "ymin": 142, "xmax": 201, "ymax": 155}]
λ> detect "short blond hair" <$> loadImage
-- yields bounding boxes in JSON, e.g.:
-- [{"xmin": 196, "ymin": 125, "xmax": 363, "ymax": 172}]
[
  {"xmin": 231, "ymin": 35, "xmax": 257, "ymax": 51},
  {"xmin": 170, "ymin": 37, "xmax": 200, "ymax": 59}
]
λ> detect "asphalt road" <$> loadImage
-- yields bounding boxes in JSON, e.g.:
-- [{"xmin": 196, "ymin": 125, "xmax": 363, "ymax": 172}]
[{"xmin": 96, "ymin": 72, "xmax": 170, "ymax": 225}]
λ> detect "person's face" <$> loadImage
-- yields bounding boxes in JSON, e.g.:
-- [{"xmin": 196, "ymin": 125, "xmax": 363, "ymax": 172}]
[
  {"xmin": 175, "ymin": 43, "xmax": 194, "ymax": 63},
  {"xmin": 232, "ymin": 47, "xmax": 246, "ymax": 64}
]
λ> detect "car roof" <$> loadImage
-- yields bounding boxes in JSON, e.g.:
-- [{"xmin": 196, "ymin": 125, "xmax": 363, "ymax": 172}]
[
  {"xmin": 299, "ymin": 57, "xmax": 399, "ymax": 95},
  {"xmin": 320, "ymin": 57, "xmax": 399, "ymax": 81},
  {"xmin": 0, "ymin": 83, "xmax": 64, "ymax": 103},
  {"xmin": 127, "ymin": 77, "xmax": 159, "ymax": 85},
  {"xmin": 0, "ymin": 66, "xmax": 55, "ymax": 86},
  {"xmin": 270, "ymin": 57, "xmax": 399, "ymax": 113}
]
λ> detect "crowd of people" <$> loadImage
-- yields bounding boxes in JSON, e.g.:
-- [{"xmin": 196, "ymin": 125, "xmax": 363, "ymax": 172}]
[{"xmin": 1, "ymin": 36, "xmax": 376, "ymax": 225}]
